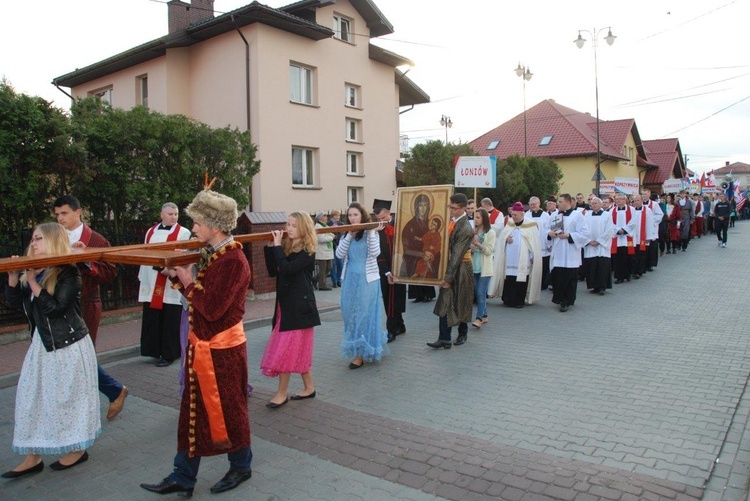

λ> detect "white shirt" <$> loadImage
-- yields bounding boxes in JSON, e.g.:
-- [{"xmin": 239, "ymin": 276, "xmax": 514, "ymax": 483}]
[{"xmin": 66, "ymin": 223, "xmax": 84, "ymax": 245}]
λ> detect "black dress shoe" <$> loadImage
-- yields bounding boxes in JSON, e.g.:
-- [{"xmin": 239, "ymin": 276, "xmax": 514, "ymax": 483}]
[
  {"xmin": 614, "ymin": 279, "xmax": 624, "ymax": 284},
  {"xmin": 454, "ymin": 335, "xmax": 467, "ymax": 346},
  {"xmin": 290, "ymin": 390, "xmax": 316, "ymax": 400},
  {"xmin": 319, "ymin": 287, "xmax": 332, "ymax": 291},
  {"xmin": 387, "ymin": 332, "xmax": 396, "ymax": 343},
  {"xmin": 210, "ymin": 468, "xmax": 252, "ymax": 494},
  {"xmin": 140, "ymin": 478, "xmax": 194, "ymax": 497},
  {"xmin": 426, "ymin": 340, "xmax": 451, "ymax": 349},
  {"xmin": 395, "ymin": 326, "xmax": 406, "ymax": 335},
  {"xmin": 155, "ymin": 358, "xmax": 173, "ymax": 367},
  {"xmin": 1, "ymin": 461, "xmax": 44, "ymax": 478},
  {"xmin": 413, "ymin": 298, "xmax": 424, "ymax": 303},
  {"xmin": 559, "ymin": 304, "xmax": 569, "ymax": 312},
  {"xmin": 348, "ymin": 361, "xmax": 364, "ymax": 369},
  {"xmin": 265, "ymin": 397, "xmax": 289, "ymax": 409},
  {"xmin": 49, "ymin": 451, "xmax": 89, "ymax": 471}
]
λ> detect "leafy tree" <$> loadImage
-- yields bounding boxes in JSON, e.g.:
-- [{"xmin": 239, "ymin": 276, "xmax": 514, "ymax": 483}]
[
  {"xmin": 402, "ymin": 141, "xmax": 562, "ymax": 210},
  {"xmin": 68, "ymin": 98, "xmax": 259, "ymax": 243},
  {"xmin": 402, "ymin": 140, "xmax": 476, "ymax": 189},
  {"xmin": 479, "ymin": 155, "xmax": 562, "ymax": 210},
  {"xmin": 0, "ymin": 80, "xmax": 80, "ymax": 256}
]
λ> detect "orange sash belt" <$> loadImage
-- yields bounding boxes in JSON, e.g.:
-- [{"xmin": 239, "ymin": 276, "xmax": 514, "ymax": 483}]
[
  {"xmin": 461, "ymin": 251, "xmax": 472, "ymax": 263},
  {"xmin": 189, "ymin": 322, "xmax": 246, "ymax": 446}
]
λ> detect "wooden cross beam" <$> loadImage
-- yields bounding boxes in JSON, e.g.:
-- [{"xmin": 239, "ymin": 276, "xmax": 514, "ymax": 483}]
[{"xmin": 0, "ymin": 222, "xmax": 381, "ymax": 273}]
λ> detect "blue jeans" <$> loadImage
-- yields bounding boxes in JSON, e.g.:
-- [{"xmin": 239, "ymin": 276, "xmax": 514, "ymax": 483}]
[
  {"xmin": 474, "ymin": 273, "xmax": 490, "ymax": 319},
  {"xmin": 168, "ymin": 447, "xmax": 253, "ymax": 487},
  {"xmin": 331, "ymin": 254, "xmax": 343, "ymax": 285},
  {"xmin": 98, "ymin": 365, "xmax": 123, "ymax": 402},
  {"xmin": 438, "ymin": 315, "xmax": 467, "ymax": 342}
]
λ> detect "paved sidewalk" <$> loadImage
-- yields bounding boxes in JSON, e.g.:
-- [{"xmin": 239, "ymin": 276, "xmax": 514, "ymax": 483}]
[{"xmin": 1, "ymin": 224, "xmax": 750, "ymax": 500}]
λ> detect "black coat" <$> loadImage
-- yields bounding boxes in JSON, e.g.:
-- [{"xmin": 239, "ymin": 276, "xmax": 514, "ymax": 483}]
[
  {"xmin": 5, "ymin": 265, "xmax": 90, "ymax": 352},
  {"xmin": 264, "ymin": 246, "xmax": 321, "ymax": 332}
]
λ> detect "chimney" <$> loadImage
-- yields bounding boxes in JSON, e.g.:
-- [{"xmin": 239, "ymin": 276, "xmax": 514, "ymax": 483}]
[{"xmin": 168, "ymin": 0, "xmax": 214, "ymax": 34}]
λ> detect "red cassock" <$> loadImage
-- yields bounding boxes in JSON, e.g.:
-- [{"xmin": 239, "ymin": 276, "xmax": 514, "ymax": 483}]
[{"xmin": 171, "ymin": 243, "xmax": 252, "ymax": 457}]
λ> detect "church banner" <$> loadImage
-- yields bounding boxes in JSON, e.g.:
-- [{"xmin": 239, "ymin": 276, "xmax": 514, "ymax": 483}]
[
  {"xmin": 614, "ymin": 177, "xmax": 639, "ymax": 195},
  {"xmin": 454, "ymin": 156, "xmax": 497, "ymax": 188},
  {"xmin": 599, "ymin": 180, "xmax": 615, "ymax": 195},
  {"xmin": 662, "ymin": 179, "xmax": 684, "ymax": 193}
]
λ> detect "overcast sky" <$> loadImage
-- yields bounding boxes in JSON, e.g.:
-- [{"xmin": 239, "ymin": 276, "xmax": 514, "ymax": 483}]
[{"xmin": 3, "ymin": 0, "xmax": 748, "ymax": 175}]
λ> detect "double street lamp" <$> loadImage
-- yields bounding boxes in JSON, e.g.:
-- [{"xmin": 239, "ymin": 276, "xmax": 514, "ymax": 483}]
[
  {"xmin": 440, "ymin": 115, "xmax": 453, "ymax": 145},
  {"xmin": 514, "ymin": 63, "xmax": 533, "ymax": 157},
  {"xmin": 574, "ymin": 27, "xmax": 616, "ymax": 195}
]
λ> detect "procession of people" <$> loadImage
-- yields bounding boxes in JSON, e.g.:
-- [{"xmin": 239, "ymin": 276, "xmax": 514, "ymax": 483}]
[{"xmin": 1, "ymin": 184, "xmax": 737, "ymax": 494}]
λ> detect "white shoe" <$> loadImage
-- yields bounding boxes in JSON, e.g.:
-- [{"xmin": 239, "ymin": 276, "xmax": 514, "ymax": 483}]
[{"xmin": 722, "ymin": 242, "xmax": 727, "ymax": 248}]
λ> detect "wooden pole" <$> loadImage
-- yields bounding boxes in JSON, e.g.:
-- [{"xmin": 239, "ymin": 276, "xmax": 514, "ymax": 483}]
[{"xmin": 0, "ymin": 222, "xmax": 381, "ymax": 273}]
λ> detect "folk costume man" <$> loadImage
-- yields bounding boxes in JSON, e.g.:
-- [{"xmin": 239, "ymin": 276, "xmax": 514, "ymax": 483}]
[
  {"xmin": 677, "ymin": 190, "xmax": 695, "ymax": 251},
  {"xmin": 53, "ymin": 195, "xmax": 128, "ymax": 421},
  {"xmin": 610, "ymin": 194, "xmax": 638, "ymax": 284},
  {"xmin": 630, "ymin": 195, "xmax": 656, "ymax": 279},
  {"xmin": 546, "ymin": 194, "xmax": 590, "ymax": 312},
  {"xmin": 428, "ymin": 193, "xmax": 474, "ymax": 349},
  {"xmin": 691, "ymin": 193, "xmax": 704, "ymax": 239},
  {"xmin": 525, "ymin": 197, "xmax": 551, "ymax": 290},
  {"xmin": 490, "ymin": 202, "xmax": 542, "ymax": 307},
  {"xmin": 583, "ymin": 197, "xmax": 617, "ymax": 295},
  {"xmin": 139, "ymin": 202, "xmax": 192, "ymax": 367},
  {"xmin": 642, "ymin": 189, "xmax": 664, "ymax": 271},
  {"xmin": 141, "ymin": 189, "xmax": 253, "ymax": 496},
  {"xmin": 373, "ymin": 199, "xmax": 407, "ymax": 343}
]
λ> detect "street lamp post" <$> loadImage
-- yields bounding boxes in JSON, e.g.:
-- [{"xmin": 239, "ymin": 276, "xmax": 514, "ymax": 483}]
[
  {"xmin": 514, "ymin": 63, "xmax": 533, "ymax": 157},
  {"xmin": 574, "ymin": 27, "xmax": 616, "ymax": 195},
  {"xmin": 440, "ymin": 115, "xmax": 453, "ymax": 145}
]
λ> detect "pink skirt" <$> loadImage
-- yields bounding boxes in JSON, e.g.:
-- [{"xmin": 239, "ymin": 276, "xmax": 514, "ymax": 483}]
[{"xmin": 260, "ymin": 308, "xmax": 314, "ymax": 377}]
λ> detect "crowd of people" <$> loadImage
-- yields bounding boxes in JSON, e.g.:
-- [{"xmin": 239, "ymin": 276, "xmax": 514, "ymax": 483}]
[{"xmin": 2, "ymin": 185, "xmax": 738, "ymax": 494}]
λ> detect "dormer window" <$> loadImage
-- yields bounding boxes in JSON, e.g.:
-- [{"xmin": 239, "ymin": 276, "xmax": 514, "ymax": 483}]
[
  {"xmin": 333, "ymin": 14, "xmax": 352, "ymax": 42},
  {"xmin": 487, "ymin": 140, "xmax": 499, "ymax": 150},
  {"xmin": 539, "ymin": 135, "xmax": 553, "ymax": 146}
]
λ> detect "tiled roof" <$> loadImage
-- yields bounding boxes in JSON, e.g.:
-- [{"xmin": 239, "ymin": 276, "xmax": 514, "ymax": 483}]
[
  {"xmin": 642, "ymin": 138, "xmax": 683, "ymax": 184},
  {"xmin": 714, "ymin": 162, "xmax": 750, "ymax": 174},
  {"xmin": 470, "ymin": 99, "xmax": 628, "ymax": 161}
]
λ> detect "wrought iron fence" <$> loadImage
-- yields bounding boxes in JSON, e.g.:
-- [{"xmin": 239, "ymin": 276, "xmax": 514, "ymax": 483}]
[{"xmin": 1, "ymin": 222, "xmax": 152, "ymax": 328}]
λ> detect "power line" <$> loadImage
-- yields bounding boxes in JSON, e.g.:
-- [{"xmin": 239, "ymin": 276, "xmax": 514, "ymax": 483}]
[
  {"xmin": 613, "ymin": 71, "xmax": 750, "ymax": 108},
  {"xmin": 661, "ymin": 94, "xmax": 750, "ymax": 136},
  {"xmin": 635, "ymin": 0, "xmax": 742, "ymax": 43}
]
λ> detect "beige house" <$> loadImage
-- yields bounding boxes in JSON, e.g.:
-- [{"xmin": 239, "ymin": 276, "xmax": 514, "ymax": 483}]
[
  {"xmin": 53, "ymin": 0, "xmax": 429, "ymax": 212},
  {"xmin": 469, "ymin": 99, "xmax": 656, "ymax": 196}
]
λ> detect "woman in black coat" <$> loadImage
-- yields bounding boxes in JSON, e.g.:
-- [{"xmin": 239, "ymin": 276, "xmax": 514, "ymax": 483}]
[{"xmin": 260, "ymin": 211, "xmax": 321, "ymax": 409}]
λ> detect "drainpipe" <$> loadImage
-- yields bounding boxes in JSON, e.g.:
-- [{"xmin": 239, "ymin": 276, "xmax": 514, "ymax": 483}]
[
  {"xmin": 53, "ymin": 83, "xmax": 74, "ymax": 102},
  {"xmin": 232, "ymin": 14, "xmax": 253, "ymax": 212},
  {"xmin": 232, "ymin": 14, "xmax": 251, "ymax": 141}
]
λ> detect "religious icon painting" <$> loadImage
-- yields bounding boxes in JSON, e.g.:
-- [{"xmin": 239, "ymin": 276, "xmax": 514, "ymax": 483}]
[{"xmin": 392, "ymin": 185, "xmax": 453, "ymax": 286}]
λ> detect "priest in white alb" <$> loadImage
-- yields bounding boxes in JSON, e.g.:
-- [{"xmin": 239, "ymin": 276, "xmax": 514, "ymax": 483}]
[
  {"xmin": 583, "ymin": 197, "xmax": 617, "ymax": 295},
  {"xmin": 546, "ymin": 194, "xmax": 590, "ymax": 312},
  {"xmin": 138, "ymin": 202, "xmax": 192, "ymax": 367},
  {"xmin": 489, "ymin": 202, "xmax": 542, "ymax": 308},
  {"xmin": 525, "ymin": 196, "xmax": 551, "ymax": 291}
]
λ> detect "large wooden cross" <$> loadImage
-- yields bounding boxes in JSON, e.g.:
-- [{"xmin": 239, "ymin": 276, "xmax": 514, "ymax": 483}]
[{"xmin": 0, "ymin": 222, "xmax": 380, "ymax": 273}]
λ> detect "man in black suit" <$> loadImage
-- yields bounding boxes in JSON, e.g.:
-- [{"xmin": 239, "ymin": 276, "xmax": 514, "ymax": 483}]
[{"xmin": 373, "ymin": 199, "xmax": 406, "ymax": 343}]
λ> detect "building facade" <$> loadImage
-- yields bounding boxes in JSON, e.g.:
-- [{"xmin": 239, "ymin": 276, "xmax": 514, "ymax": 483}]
[{"xmin": 53, "ymin": 0, "xmax": 429, "ymax": 212}]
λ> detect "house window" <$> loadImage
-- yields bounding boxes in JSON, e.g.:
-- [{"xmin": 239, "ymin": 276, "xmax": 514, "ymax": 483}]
[
  {"xmin": 137, "ymin": 75, "xmax": 148, "ymax": 108},
  {"xmin": 628, "ymin": 146, "xmax": 634, "ymax": 165},
  {"xmin": 346, "ymin": 118, "xmax": 361, "ymax": 142},
  {"xmin": 345, "ymin": 84, "xmax": 360, "ymax": 108},
  {"xmin": 347, "ymin": 151, "xmax": 362, "ymax": 175},
  {"xmin": 487, "ymin": 140, "xmax": 499, "ymax": 150},
  {"xmin": 290, "ymin": 63, "xmax": 314, "ymax": 105},
  {"xmin": 333, "ymin": 14, "xmax": 352, "ymax": 42},
  {"xmin": 89, "ymin": 86, "xmax": 113, "ymax": 105},
  {"xmin": 347, "ymin": 186, "xmax": 362, "ymax": 204},
  {"xmin": 539, "ymin": 135, "xmax": 553, "ymax": 146},
  {"xmin": 292, "ymin": 147, "xmax": 316, "ymax": 187}
]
